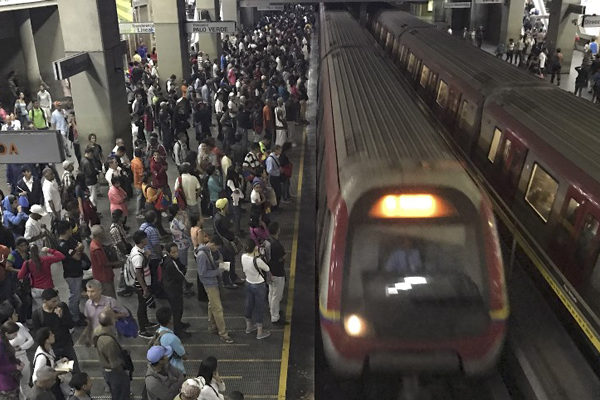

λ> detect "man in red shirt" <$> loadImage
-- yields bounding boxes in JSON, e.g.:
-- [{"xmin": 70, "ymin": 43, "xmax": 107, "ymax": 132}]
[
  {"xmin": 89, "ymin": 225, "xmax": 121, "ymax": 298},
  {"xmin": 262, "ymin": 99, "xmax": 274, "ymax": 142},
  {"xmin": 150, "ymin": 149, "xmax": 171, "ymax": 199}
]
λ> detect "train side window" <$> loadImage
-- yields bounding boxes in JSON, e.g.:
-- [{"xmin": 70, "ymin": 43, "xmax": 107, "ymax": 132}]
[
  {"xmin": 459, "ymin": 100, "xmax": 476, "ymax": 129},
  {"xmin": 487, "ymin": 128, "xmax": 502, "ymax": 163},
  {"xmin": 399, "ymin": 45, "xmax": 406, "ymax": 65},
  {"xmin": 436, "ymin": 80, "xmax": 449, "ymax": 108},
  {"xmin": 428, "ymin": 72, "xmax": 438, "ymax": 93},
  {"xmin": 448, "ymin": 88, "xmax": 461, "ymax": 115},
  {"xmin": 502, "ymin": 139, "xmax": 512, "ymax": 165},
  {"xmin": 564, "ymin": 198, "xmax": 581, "ymax": 226},
  {"xmin": 525, "ymin": 163, "xmax": 559, "ymax": 223},
  {"xmin": 420, "ymin": 65, "xmax": 430, "ymax": 88},
  {"xmin": 407, "ymin": 53, "xmax": 416, "ymax": 74}
]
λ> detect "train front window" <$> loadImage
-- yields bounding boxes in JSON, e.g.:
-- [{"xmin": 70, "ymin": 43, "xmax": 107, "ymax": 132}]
[
  {"xmin": 525, "ymin": 163, "xmax": 558, "ymax": 223},
  {"xmin": 343, "ymin": 190, "xmax": 490, "ymax": 340}
]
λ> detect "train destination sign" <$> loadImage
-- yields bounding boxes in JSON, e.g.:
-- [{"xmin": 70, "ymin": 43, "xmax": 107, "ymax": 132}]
[
  {"xmin": 0, "ymin": 131, "xmax": 65, "ymax": 164},
  {"xmin": 185, "ymin": 21, "xmax": 236, "ymax": 34},
  {"xmin": 119, "ymin": 22, "xmax": 155, "ymax": 34},
  {"xmin": 582, "ymin": 15, "xmax": 600, "ymax": 28},
  {"xmin": 444, "ymin": 2, "xmax": 471, "ymax": 8}
]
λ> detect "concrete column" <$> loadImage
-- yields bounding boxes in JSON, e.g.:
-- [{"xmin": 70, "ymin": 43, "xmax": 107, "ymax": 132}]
[
  {"xmin": 56, "ymin": 0, "xmax": 129, "ymax": 152},
  {"xmin": 239, "ymin": 6, "xmax": 256, "ymax": 29},
  {"xmin": 16, "ymin": 10, "xmax": 42, "ymax": 96},
  {"xmin": 500, "ymin": 0, "xmax": 526, "ymax": 45},
  {"xmin": 546, "ymin": 0, "xmax": 579, "ymax": 70},
  {"xmin": 194, "ymin": 0, "xmax": 218, "ymax": 60},
  {"xmin": 149, "ymin": 0, "xmax": 188, "ymax": 84},
  {"xmin": 220, "ymin": 0, "xmax": 238, "ymax": 23},
  {"xmin": 30, "ymin": 6, "xmax": 65, "ymax": 99},
  {"xmin": 433, "ymin": 0, "xmax": 449, "ymax": 23}
]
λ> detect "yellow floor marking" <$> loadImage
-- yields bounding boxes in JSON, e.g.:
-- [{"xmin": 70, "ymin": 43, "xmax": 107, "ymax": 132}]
[{"xmin": 277, "ymin": 128, "xmax": 307, "ymax": 399}]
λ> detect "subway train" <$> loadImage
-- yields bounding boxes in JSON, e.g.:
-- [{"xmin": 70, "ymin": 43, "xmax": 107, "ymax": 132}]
[
  {"xmin": 317, "ymin": 9, "xmax": 508, "ymax": 378},
  {"xmin": 370, "ymin": 10, "xmax": 600, "ymax": 352}
]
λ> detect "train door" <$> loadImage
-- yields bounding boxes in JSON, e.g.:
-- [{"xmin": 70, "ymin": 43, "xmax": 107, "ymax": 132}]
[
  {"xmin": 498, "ymin": 132, "xmax": 527, "ymax": 201},
  {"xmin": 572, "ymin": 206, "xmax": 600, "ymax": 289}
]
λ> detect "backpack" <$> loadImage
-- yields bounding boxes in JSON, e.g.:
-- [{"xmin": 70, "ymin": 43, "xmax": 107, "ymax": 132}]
[
  {"xmin": 174, "ymin": 176, "xmax": 187, "ymax": 210},
  {"xmin": 148, "ymin": 329, "xmax": 169, "ymax": 349},
  {"xmin": 124, "ymin": 250, "xmax": 144, "ymax": 288}
]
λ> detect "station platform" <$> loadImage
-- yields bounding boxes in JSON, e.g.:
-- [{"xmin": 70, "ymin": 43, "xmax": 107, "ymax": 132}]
[{"xmin": 0, "ymin": 37, "xmax": 318, "ymax": 400}]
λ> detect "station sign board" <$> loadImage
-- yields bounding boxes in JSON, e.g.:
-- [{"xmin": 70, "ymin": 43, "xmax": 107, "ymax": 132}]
[
  {"xmin": 257, "ymin": 4, "xmax": 284, "ymax": 11},
  {"xmin": 119, "ymin": 22, "xmax": 155, "ymax": 34},
  {"xmin": 0, "ymin": 131, "xmax": 65, "ymax": 164},
  {"xmin": 53, "ymin": 52, "xmax": 91, "ymax": 81},
  {"xmin": 582, "ymin": 15, "xmax": 600, "ymax": 28},
  {"xmin": 475, "ymin": 0, "xmax": 503, "ymax": 3},
  {"xmin": 444, "ymin": 2, "xmax": 471, "ymax": 8},
  {"xmin": 0, "ymin": 0, "xmax": 46, "ymax": 6},
  {"xmin": 185, "ymin": 21, "xmax": 236, "ymax": 34}
]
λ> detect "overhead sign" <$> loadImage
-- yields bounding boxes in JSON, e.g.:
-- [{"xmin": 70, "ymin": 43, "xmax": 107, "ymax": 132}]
[
  {"xmin": 582, "ymin": 15, "xmax": 600, "ymax": 28},
  {"xmin": 185, "ymin": 21, "xmax": 236, "ymax": 34},
  {"xmin": 475, "ymin": 0, "xmax": 503, "ymax": 3},
  {"xmin": 0, "ymin": 0, "xmax": 46, "ymax": 6},
  {"xmin": 53, "ymin": 52, "xmax": 91, "ymax": 80},
  {"xmin": 444, "ymin": 2, "xmax": 471, "ymax": 8},
  {"xmin": 257, "ymin": 4, "xmax": 284, "ymax": 10},
  {"xmin": 0, "ymin": 131, "xmax": 65, "ymax": 164},
  {"xmin": 119, "ymin": 22, "xmax": 155, "ymax": 34}
]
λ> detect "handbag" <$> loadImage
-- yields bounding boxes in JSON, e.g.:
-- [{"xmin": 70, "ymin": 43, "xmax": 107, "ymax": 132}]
[
  {"xmin": 115, "ymin": 312, "xmax": 139, "ymax": 338},
  {"xmin": 154, "ymin": 191, "xmax": 170, "ymax": 211}
]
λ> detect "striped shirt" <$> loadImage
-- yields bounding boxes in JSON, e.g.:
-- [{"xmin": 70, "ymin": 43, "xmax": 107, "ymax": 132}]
[
  {"xmin": 243, "ymin": 151, "xmax": 260, "ymax": 170},
  {"xmin": 139, "ymin": 222, "xmax": 161, "ymax": 260}
]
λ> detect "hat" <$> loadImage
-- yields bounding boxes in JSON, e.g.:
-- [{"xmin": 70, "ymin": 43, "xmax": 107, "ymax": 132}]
[
  {"xmin": 29, "ymin": 204, "xmax": 47, "ymax": 216},
  {"xmin": 36, "ymin": 366, "xmax": 58, "ymax": 382},
  {"xmin": 252, "ymin": 177, "xmax": 263, "ymax": 187},
  {"xmin": 90, "ymin": 225, "xmax": 104, "ymax": 237},
  {"xmin": 147, "ymin": 345, "xmax": 173, "ymax": 363},
  {"xmin": 180, "ymin": 378, "xmax": 205, "ymax": 398},
  {"xmin": 41, "ymin": 288, "xmax": 59, "ymax": 301},
  {"xmin": 62, "ymin": 160, "xmax": 73, "ymax": 169},
  {"xmin": 215, "ymin": 198, "xmax": 229, "ymax": 210},
  {"xmin": 229, "ymin": 92, "xmax": 234, "ymax": 97}
]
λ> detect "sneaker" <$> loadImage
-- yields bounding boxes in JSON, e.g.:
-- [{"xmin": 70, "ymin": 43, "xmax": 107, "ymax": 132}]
[
  {"xmin": 245, "ymin": 324, "xmax": 257, "ymax": 334},
  {"xmin": 219, "ymin": 335, "xmax": 234, "ymax": 344},
  {"xmin": 117, "ymin": 289, "xmax": 134, "ymax": 297},
  {"xmin": 257, "ymin": 330, "xmax": 271, "ymax": 340},
  {"xmin": 138, "ymin": 330, "xmax": 153, "ymax": 339},
  {"xmin": 146, "ymin": 322, "xmax": 159, "ymax": 330}
]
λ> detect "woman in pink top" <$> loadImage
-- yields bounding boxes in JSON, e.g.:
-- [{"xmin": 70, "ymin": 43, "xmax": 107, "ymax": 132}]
[
  {"xmin": 17, "ymin": 245, "xmax": 65, "ymax": 310},
  {"xmin": 108, "ymin": 176, "xmax": 129, "ymax": 225}
]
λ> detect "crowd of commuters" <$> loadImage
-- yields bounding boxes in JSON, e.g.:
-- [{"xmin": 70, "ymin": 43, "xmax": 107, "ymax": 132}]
[{"xmin": 0, "ymin": 4, "xmax": 313, "ymax": 400}]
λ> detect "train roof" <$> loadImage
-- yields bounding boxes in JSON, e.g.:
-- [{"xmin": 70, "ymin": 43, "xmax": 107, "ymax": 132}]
[
  {"xmin": 403, "ymin": 28, "xmax": 540, "ymax": 92},
  {"xmin": 488, "ymin": 86, "xmax": 600, "ymax": 181},
  {"xmin": 323, "ymin": 11, "xmax": 453, "ymax": 171}
]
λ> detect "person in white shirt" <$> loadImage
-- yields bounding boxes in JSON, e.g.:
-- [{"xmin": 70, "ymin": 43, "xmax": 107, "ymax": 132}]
[
  {"xmin": 1, "ymin": 114, "xmax": 21, "ymax": 131},
  {"xmin": 41, "ymin": 168, "xmax": 62, "ymax": 219},
  {"xmin": 174, "ymin": 163, "xmax": 201, "ymax": 219},
  {"xmin": 173, "ymin": 133, "xmax": 189, "ymax": 167},
  {"xmin": 112, "ymin": 138, "xmax": 131, "ymax": 166},
  {"xmin": 226, "ymin": 165, "xmax": 244, "ymax": 234},
  {"xmin": 538, "ymin": 49, "xmax": 547, "ymax": 77},
  {"xmin": 104, "ymin": 157, "xmax": 122, "ymax": 187},
  {"xmin": 4, "ymin": 317, "xmax": 35, "ymax": 399},
  {"xmin": 240, "ymin": 238, "xmax": 271, "ymax": 340},
  {"xmin": 37, "ymin": 85, "xmax": 52, "ymax": 123},
  {"xmin": 25, "ymin": 205, "xmax": 47, "ymax": 249},
  {"xmin": 197, "ymin": 356, "xmax": 226, "ymax": 400}
]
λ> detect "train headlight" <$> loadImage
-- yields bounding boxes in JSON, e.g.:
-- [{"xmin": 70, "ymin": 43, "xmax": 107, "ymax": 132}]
[{"xmin": 344, "ymin": 314, "xmax": 369, "ymax": 337}]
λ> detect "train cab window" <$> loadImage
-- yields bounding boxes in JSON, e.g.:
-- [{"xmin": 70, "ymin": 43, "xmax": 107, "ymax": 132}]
[
  {"xmin": 487, "ymin": 128, "xmax": 502, "ymax": 163},
  {"xmin": 343, "ymin": 190, "xmax": 489, "ymax": 340},
  {"xmin": 525, "ymin": 163, "xmax": 558, "ymax": 223},
  {"xmin": 407, "ymin": 53, "xmax": 416, "ymax": 74},
  {"xmin": 436, "ymin": 80, "xmax": 449, "ymax": 108},
  {"xmin": 448, "ymin": 88, "xmax": 461, "ymax": 116},
  {"xmin": 420, "ymin": 65, "xmax": 430, "ymax": 88},
  {"xmin": 459, "ymin": 100, "xmax": 476, "ymax": 130}
]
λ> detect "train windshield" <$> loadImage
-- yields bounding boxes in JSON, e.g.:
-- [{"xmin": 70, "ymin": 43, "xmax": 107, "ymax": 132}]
[{"xmin": 343, "ymin": 189, "xmax": 490, "ymax": 340}]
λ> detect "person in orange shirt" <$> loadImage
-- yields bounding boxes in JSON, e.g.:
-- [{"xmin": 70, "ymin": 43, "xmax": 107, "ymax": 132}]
[
  {"xmin": 131, "ymin": 148, "xmax": 145, "ymax": 218},
  {"xmin": 262, "ymin": 99, "xmax": 274, "ymax": 143}
]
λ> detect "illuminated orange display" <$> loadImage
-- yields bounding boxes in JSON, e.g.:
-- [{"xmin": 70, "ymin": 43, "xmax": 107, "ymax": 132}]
[{"xmin": 369, "ymin": 194, "xmax": 456, "ymax": 218}]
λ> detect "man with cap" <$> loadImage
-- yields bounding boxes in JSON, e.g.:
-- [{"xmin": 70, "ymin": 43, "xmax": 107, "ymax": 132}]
[
  {"xmin": 93, "ymin": 310, "xmax": 131, "ymax": 400},
  {"xmin": 213, "ymin": 198, "xmax": 243, "ymax": 288},
  {"xmin": 144, "ymin": 345, "xmax": 184, "ymax": 400},
  {"xmin": 29, "ymin": 366, "xmax": 59, "ymax": 400},
  {"xmin": 31, "ymin": 288, "xmax": 80, "ymax": 373},
  {"xmin": 24, "ymin": 205, "xmax": 47, "ymax": 249},
  {"xmin": 174, "ymin": 378, "xmax": 204, "ymax": 400}
]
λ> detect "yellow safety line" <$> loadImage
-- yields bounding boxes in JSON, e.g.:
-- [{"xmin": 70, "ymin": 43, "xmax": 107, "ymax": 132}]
[{"xmin": 277, "ymin": 127, "xmax": 307, "ymax": 399}]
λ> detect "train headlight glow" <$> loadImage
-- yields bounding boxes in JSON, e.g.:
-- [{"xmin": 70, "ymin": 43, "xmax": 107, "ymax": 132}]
[
  {"xmin": 344, "ymin": 314, "xmax": 368, "ymax": 337},
  {"xmin": 369, "ymin": 194, "xmax": 456, "ymax": 218}
]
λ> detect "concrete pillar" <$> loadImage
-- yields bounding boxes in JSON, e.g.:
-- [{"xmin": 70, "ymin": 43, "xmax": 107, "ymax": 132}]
[
  {"xmin": 500, "ymin": 0, "xmax": 525, "ymax": 45},
  {"xmin": 433, "ymin": 0, "xmax": 449, "ymax": 23},
  {"xmin": 134, "ymin": 4, "xmax": 153, "ymax": 58},
  {"xmin": 30, "ymin": 6, "xmax": 65, "ymax": 99},
  {"xmin": 194, "ymin": 0, "xmax": 219, "ymax": 60},
  {"xmin": 56, "ymin": 0, "xmax": 129, "ymax": 152},
  {"xmin": 240, "ymin": 6, "xmax": 256, "ymax": 29},
  {"xmin": 546, "ymin": 0, "xmax": 579, "ymax": 71},
  {"xmin": 220, "ymin": 0, "xmax": 238, "ymax": 23},
  {"xmin": 16, "ymin": 10, "xmax": 42, "ymax": 96},
  {"xmin": 149, "ymin": 0, "xmax": 188, "ymax": 84}
]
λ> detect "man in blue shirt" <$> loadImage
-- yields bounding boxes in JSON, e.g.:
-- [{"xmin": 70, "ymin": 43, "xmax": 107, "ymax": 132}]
[
  {"xmin": 196, "ymin": 236, "xmax": 234, "ymax": 343},
  {"xmin": 265, "ymin": 145, "xmax": 282, "ymax": 210},
  {"xmin": 154, "ymin": 306, "xmax": 187, "ymax": 373},
  {"xmin": 139, "ymin": 210, "xmax": 163, "ymax": 297}
]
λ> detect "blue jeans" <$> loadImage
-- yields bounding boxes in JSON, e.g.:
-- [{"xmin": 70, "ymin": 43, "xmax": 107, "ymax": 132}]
[
  {"xmin": 245, "ymin": 282, "xmax": 267, "ymax": 324},
  {"xmin": 65, "ymin": 277, "xmax": 82, "ymax": 321}
]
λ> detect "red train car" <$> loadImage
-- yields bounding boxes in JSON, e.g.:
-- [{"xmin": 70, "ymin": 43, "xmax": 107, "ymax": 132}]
[{"xmin": 317, "ymin": 10, "xmax": 507, "ymax": 378}]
